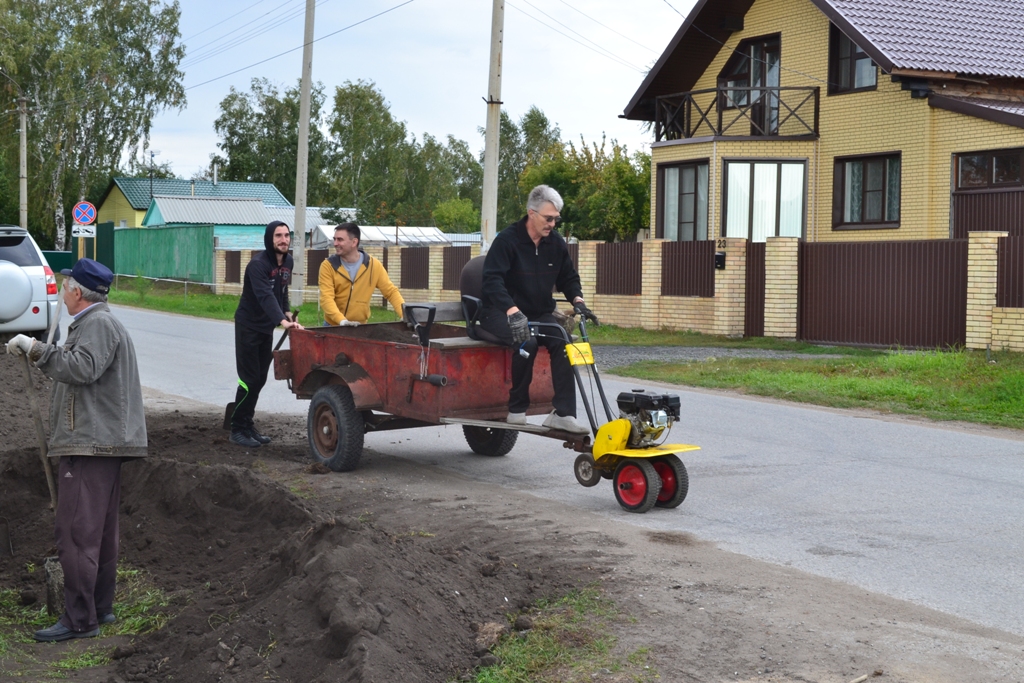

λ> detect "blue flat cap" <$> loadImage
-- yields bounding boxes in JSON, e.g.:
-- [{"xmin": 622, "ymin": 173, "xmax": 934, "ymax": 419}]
[{"xmin": 61, "ymin": 258, "xmax": 114, "ymax": 294}]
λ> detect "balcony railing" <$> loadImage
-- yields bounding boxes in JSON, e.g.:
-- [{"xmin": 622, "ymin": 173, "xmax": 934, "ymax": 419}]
[{"xmin": 654, "ymin": 86, "xmax": 819, "ymax": 142}]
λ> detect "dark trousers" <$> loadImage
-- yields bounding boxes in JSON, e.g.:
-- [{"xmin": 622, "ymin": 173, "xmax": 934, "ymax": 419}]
[
  {"xmin": 478, "ymin": 309, "xmax": 576, "ymax": 416},
  {"xmin": 55, "ymin": 456, "xmax": 122, "ymax": 632},
  {"xmin": 232, "ymin": 324, "xmax": 273, "ymax": 430}
]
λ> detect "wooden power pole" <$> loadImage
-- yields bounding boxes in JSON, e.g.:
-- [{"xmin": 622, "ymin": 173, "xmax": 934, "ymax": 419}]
[
  {"xmin": 291, "ymin": 0, "xmax": 315, "ymax": 309},
  {"xmin": 479, "ymin": 0, "xmax": 505, "ymax": 252}
]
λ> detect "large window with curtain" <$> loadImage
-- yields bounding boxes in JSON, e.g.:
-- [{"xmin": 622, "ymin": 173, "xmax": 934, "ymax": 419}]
[
  {"xmin": 723, "ymin": 160, "xmax": 805, "ymax": 242},
  {"xmin": 832, "ymin": 153, "xmax": 901, "ymax": 228},
  {"xmin": 657, "ymin": 161, "xmax": 709, "ymax": 241}
]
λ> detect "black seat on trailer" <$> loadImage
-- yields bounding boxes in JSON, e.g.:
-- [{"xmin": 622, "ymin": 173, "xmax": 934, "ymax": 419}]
[{"xmin": 459, "ymin": 255, "xmax": 502, "ymax": 343}]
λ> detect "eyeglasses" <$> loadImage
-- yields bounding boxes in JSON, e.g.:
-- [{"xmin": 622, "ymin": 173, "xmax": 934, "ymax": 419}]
[{"xmin": 532, "ymin": 210, "xmax": 562, "ymax": 226}]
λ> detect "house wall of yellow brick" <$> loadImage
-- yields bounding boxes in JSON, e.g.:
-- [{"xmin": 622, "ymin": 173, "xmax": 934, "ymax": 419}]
[
  {"xmin": 96, "ymin": 187, "xmax": 146, "ymax": 228},
  {"xmin": 650, "ymin": 0, "xmax": 1024, "ymax": 243}
]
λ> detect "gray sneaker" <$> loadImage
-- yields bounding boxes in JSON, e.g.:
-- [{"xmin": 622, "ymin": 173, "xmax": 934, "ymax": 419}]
[
  {"xmin": 230, "ymin": 430, "xmax": 262, "ymax": 448},
  {"xmin": 506, "ymin": 412, "xmax": 528, "ymax": 425},
  {"xmin": 542, "ymin": 412, "xmax": 589, "ymax": 434}
]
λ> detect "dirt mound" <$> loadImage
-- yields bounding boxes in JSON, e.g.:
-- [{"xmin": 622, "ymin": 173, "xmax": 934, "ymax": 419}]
[{"xmin": 0, "ymin": 353, "xmax": 599, "ymax": 682}]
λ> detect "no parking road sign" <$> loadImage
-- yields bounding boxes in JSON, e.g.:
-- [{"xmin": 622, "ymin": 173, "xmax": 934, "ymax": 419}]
[{"xmin": 72, "ymin": 201, "xmax": 96, "ymax": 225}]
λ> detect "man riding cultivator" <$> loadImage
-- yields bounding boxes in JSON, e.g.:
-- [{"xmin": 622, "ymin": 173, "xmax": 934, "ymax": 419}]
[{"xmin": 477, "ymin": 184, "xmax": 597, "ymax": 435}]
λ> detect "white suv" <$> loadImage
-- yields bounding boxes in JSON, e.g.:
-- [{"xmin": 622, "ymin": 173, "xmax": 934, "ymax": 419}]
[{"xmin": 0, "ymin": 225, "xmax": 60, "ymax": 343}]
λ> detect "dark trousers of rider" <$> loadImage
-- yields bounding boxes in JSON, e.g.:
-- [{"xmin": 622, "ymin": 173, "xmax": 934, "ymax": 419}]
[
  {"xmin": 478, "ymin": 309, "xmax": 576, "ymax": 417},
  {"xmin": 232, "ymin": 324, "xmax": 273, "ymax": 430}
]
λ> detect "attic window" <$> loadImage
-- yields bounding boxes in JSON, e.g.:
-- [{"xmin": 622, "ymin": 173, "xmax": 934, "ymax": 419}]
[{"xmin": 828, "ymin": 24, "xmax": 876, "ymax": 94}]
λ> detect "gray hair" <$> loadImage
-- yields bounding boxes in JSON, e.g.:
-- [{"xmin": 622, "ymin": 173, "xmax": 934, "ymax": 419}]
[
  {"xmin": 66, "ymin": 277, "xmax": 107, "ymax": 304},
  {"xmin": 526, "ymin": 185, "xmax": 564, "ymax": 213}
]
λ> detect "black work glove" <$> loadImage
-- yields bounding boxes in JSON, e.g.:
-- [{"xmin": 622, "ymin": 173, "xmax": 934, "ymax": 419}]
[
  {"xmin": 507, "ymin": 311, "xmax": 530, "ymax": 344},
  {"xmin": 573, "ymin": 301, "xmax": 599, "ymax": 325}
]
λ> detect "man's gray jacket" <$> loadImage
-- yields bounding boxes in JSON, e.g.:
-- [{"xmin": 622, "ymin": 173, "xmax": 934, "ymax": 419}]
[{"xmin": 33, "ymin": 303, "xmax": 148, "ymax": 458}]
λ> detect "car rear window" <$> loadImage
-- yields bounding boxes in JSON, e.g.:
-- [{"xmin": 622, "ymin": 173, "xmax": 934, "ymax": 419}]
[{"xmin": 0, "ymin": 235, "xmax": 42, "ymax": 267}]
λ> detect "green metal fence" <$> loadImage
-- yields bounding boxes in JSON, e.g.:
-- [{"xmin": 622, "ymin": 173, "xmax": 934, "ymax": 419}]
[
  {"xmin": 43, "ymin": 251, "xmax": 77, "ymax": 272},
  {"xmin": 114, "ymin": 225, "xmax": 215, "ymax": 283}
]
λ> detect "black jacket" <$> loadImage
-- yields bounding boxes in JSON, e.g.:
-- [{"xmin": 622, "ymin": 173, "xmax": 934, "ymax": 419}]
[
  {"xmin": 235, "ymin": 221, "xmax": 293, "ymax": 334},
  {"xmin": 481, "ymin": 216, "xmax": 583, "ymax": 319}
]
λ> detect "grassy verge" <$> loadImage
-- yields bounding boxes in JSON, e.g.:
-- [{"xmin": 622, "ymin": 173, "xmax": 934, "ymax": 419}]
[
  {"xmin": 0, "ymin": 563, "xmax": 172, "ymax": 678},
  {"xmin": 583, "ymin": 323, "xmax": 877, "ymax": 353},
  {"xmin": 614, "ymin": 348, "xmax": 1024, "ymax": 429},
  {"xmin": 464, "ymin": 588, "xmax": 656, "ymax": 683}
]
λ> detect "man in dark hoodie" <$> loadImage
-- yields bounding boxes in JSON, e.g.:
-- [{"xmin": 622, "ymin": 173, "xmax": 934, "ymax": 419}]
[
  {"xmin": 230, "ymin": 220, "xmax": 304, "ymax": 448},
  {"xmin": 478, "ymin": 185, "xmax": 597, "ymax": 435}
]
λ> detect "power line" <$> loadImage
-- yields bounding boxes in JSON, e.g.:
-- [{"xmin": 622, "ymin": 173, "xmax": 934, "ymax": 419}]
[
  {"xmin": 181, "ymin": 0, "xmax": 274, "ymax": 42},
  {"xmin": 662, "ymin": 0, "xmax": 684, "ymax": 17},
  {"xmin": 505, "ymin": 2, "xmax": 645, "ymax": 73},
  {"xmin": 185, "ymin": 0, "xmax": 418, "ymax": 91},
  {"xmin": 182, "ymin": 0, "xmax": 308, "ymax": 66},
  {"xmin": 555, "ymin": 0, "xmax": 656, "ymax": 54},
  {"xmin": 518, "ymin": 0, "xmax": 646, "ymax": 70}
]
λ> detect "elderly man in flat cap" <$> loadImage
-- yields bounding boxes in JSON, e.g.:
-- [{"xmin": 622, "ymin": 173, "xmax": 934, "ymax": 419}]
[{"xmin": 7, "ymin": 258, "xmax": 147, "ymax": 642}]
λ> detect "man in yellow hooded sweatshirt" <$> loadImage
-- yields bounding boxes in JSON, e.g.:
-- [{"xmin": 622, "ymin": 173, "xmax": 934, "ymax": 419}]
[{"xmin": 318, "ymin": 223, "xmax": 404, "ymax": 325}]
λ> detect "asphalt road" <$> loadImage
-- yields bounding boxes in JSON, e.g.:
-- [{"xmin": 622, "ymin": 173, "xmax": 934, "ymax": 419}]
[{"xmin": 83, "ymin": 305, "xmax": 1024, "ymax": 637}]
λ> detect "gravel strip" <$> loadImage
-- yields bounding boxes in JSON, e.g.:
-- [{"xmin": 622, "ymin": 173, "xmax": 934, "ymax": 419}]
[{"xmin": 591, "ymin": 345, "xmax": 844, "ymax": 369}]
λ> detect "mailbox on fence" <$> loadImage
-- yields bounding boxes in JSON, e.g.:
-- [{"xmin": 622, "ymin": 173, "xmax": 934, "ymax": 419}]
[{"xmin": 715, "ymin": 251, "xmax": 726, "ymax": 270}]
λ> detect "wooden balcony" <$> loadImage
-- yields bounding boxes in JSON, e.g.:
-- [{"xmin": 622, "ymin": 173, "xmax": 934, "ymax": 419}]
[{"xmin": 654, "ymin": 86, "xmax": 819, "ymax": 142}]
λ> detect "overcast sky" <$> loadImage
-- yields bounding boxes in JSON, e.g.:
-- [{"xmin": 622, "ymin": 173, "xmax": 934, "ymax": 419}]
[{"xmin": 149, "ymin": 0, "xmax": 692, "ymax": 181}]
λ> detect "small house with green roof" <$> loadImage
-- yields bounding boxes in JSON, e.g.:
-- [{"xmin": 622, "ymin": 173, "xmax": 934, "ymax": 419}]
[{"xmin": 97, "ymin": 177, "xmax": 291, "ymax": 228}]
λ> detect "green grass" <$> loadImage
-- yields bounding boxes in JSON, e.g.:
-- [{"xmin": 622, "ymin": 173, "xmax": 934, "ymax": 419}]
[
  {"xmin": 464, "ymin": 588, "xmax": 657, "ymax": 683},
  {"xmin": 0, "ymin": 562, "xmax": 172, "ymax": 678},
  {"xmin": 102, "ymin": 276, "xmax": 401, "ymax": 326},
  {"xmin": 615, "ymin": 348, "xmax": 1024, "ymax": 429},
  {"xmin": 583, "ymin": 323, "xmax": 876, "ymax": 353}
]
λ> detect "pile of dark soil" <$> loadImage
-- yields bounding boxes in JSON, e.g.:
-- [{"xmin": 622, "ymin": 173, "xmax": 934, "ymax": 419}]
[{"xmin": 0, "ymin": 354, "xmax": 600, "ymax": 682}]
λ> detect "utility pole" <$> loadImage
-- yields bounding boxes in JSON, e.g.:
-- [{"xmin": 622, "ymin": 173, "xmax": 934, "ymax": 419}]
[
  {"xmin": 18, "ymin": 98, "xmax": 28, "ymax": 231},
  {"xmin": 291, "ymin": 0, "xmax": 315, "ymax": 310},
  {"xmin": 479, "ymin": 0, "xmax": 505, "ymax": 252}
]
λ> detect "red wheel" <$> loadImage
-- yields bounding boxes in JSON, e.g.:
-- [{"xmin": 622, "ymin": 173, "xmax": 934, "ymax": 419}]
[
  {"xmin": 612, "ymin": 460, "xmax": 661, "ymax": 513},
  {"xmin": 653, "ymin": 454, "xmax": 689, "ymax": 508}
]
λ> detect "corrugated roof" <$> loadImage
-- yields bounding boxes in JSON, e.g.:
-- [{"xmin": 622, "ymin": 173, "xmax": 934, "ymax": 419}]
[
  {"xmin": 625, "ymin": 0, "xmax": 1024, "ymax": 120},
  {"xmin": 265, "ymin": 206, "xmax": 357, "ymax": 231},
  {"xmin": 146, "ymin": 196, "xmax": 270, "ymax": 226},
  {"xmin": 817, "ymin": 0, "xmax": 1024, "ymax": 78},
  {"xmin": 111, "ymin": 177, "xmax": 291, "ymax": 210},
  {"xmin": 929, "ymin": 94, "xmax": 1024, "ymax": 128}
]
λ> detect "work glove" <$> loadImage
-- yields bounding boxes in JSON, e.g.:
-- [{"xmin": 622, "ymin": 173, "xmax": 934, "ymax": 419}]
[
  {"xmin": 338, "ymin": 319, "xmax": 360, "ymax": 327},
  {"xmin": 6, "ymin": 334, "xmax": 37, "ymax": 357},
  {"xmin": 551, "ymin": 309, "xmax": 577, "ymax": 337},
  {"xmin": 573, "ymin": 301, "xmax": 599, "ymax": 325},
  {"xmin": 507, "ymin": 311, "xmax": 530, "ymax": 344}
]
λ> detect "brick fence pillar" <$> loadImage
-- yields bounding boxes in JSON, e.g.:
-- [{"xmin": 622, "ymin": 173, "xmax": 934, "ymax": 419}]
[
  {"xmin": 392, "ymin": 246, "xmax": 404, "ymax": 290},
  {"xmin": 966, "ymin": 231, "xmax": 1008, "ymax": 350},
  {"xmin": 577, "ymin": 241, "xmax": 599, "ymax": 306},
  {"xmin": 713, "ymin": 238, "xmax": 747, "ymax": 336},
  {"xmin": 764, "ymin": 237, "xmax": 799, "ymax": 338},
  {"xmin": 428, "ymin": 245, "xmax": 445, "ymax": 301},
  {"xmin": 640, "ymin": 239, "xmax": 663, "ymax": 330}
]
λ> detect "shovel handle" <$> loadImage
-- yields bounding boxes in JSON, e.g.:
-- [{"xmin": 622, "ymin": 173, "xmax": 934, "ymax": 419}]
[{"xmin": 20, "ymin": 356, "xmax": 58, "ymax": 510}]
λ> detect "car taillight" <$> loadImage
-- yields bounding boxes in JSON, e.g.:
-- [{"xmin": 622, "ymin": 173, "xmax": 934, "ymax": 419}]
[{"xmin": 44, "ymin": 265, "xmax": 58, "ymax": 295}]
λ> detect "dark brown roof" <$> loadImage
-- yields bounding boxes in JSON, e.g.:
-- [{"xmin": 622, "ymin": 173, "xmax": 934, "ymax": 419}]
[
  {"xmin": 928, "ymin": 95, "xmax": 1024, "ymax": 129},
  {"xmin": 815, "ymin": 0, "xmax": 1024, "ymax": 78},
  {"xmin": 625, "ymin": 0, "xmax": 1024, "ymax": 121}
]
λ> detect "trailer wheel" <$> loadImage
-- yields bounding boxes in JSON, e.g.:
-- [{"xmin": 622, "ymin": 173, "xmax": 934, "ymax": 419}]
[
  {"xmin": 463, "ymin": 425, "xmax": 517, "ymax": 457},
  {"xmin": 574, "ymin": 454, "xmax": 602, "ymax": 487},
  {"xmin": 653, "ymin": 454, "xmax": 689, "ymax": 509},
  {"xmin": 308, "ymin": 384, "xmax": 365, "ymax": 472},
  {"xmin": 613, "ymin": 459, "xmax": 661, "ymax": 513}
]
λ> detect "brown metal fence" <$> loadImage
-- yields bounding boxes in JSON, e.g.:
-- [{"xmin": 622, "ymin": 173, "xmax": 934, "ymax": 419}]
[
  {"xmin": 952, "ymin": 190, "xmax": 1024, "ymax": 238},
  {"xmin": 401, "ymin": 247, "xmax": 430, "ymax": 290},
  {"xmin": 442, "ymin": 246, "xmax": 472, "ymax": 290},
  {"xmin": 382, "ymin": 247, "xmax": 389, "ymax": 273},
  {"xmin": 997, "ymin": 236, "xmax": 1024, "ymax": 308},
  {"xmin": 567, "ymin": 242, "xmax": 579, "ymax": 270},
  {"xmin": 224, "ymin": 251, "xmax": 241, "ymax": 283},
  {"xmin": 596, "ymin": 242, "xmax": 642, "ymax": 295},
  {"xmin": 306, "ymin": 249, "xmax": 329, "ymax": 286},
  {"xmin": 798, "ymin": 239, "xmax": 968, "ymax": 348},
  {"xmin": 661, "ymin": 240, "xmax": 715, "ymax": 297},
  {"xmin": 745, "ymin": 242, "xmax": 766, "ymax": 337}
]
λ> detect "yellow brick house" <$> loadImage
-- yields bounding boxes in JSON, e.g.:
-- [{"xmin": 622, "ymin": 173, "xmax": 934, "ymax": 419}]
[{"xmin": 624, "ymin": 0, "xmax": 1024, "ymax": 245}]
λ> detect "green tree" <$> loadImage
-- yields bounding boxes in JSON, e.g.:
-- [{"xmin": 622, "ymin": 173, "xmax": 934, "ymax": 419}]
[
  {"xmin": 487, "ymin": 107, "xmax": 562, "ymax": 227},
  {"xmin": 432, "ymin": 197, "xmax": 480, "ymax": 233},
  {"xmin": 210, "ymin": 78, "xmax": 331, "ymax": 205},
  {"xmin": 522, "ymin": 137, "xmax": 650, "ymax": 242},
  {"xmin": 0, "ymin": 0, "xmax": 185, "ymax": 249}
]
